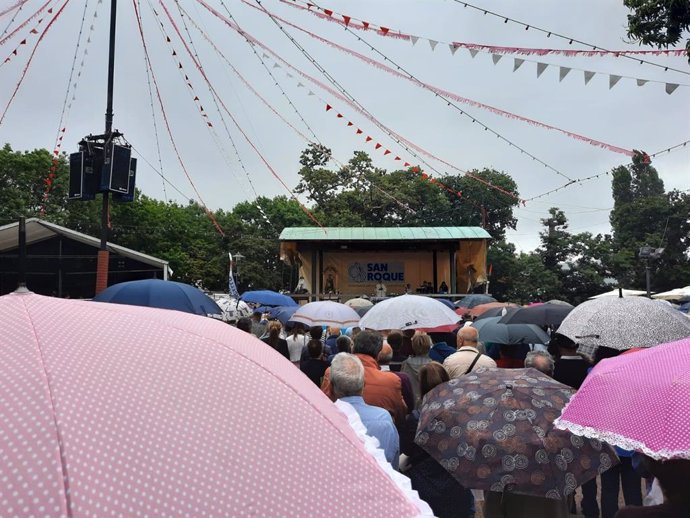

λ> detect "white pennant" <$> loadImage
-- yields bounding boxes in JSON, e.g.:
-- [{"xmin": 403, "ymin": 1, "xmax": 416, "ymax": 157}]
[
  {"xmin": 492, "ymin": 54, "xmax": 502, "ymax": 65},
  {"xmin": 636, "ymin": 79, "xmax": 648, "ymax": 86},
  {"xmin": 286, "ymin": 72, "xmax": 293, "ymax": 78},
  {"xmin": 308, "ymin": 90, "xmax": 315, "ymax": 96},
  {"xmin": 297, "ymin": 82, "xmax": 304, "ymax": 88},
  {"xmin": 409, "ymin": 35, "xmax": 418, "ymax": 46},
  {"xmin": 559, "ymin": 66, "xmax": 571, "ymax": 82},
  {"xmin": 584, "ymin": 70, "xmax": 595, "ymax": 84},
  {"xmin": 468, "ymin": 49, "xmax": 478, "ymax": 58},
  {"xmin": 428, "ymin": 39, "xmax": 438, "ymax": 51},
  {"xmin": 609, "ymin": 75, "xmax": 622, "ymax": 89},
  {"xmin": 536, "ymin": 62, "xmax": 548, "ymax": 77},
  {"xmin": 665, "ymin": 83, "xmax": 679, "ymax": 94},
  {"xmin": 449, "ymin": 43, "xmax": 459, "ymax": 55},
  {"xmin": 262, "ymin": 53, "xmax": 269, "ymax": 59},
  {"xmin": 513, "ymin": 58, "xmax": 524, "ymax": 71},
  {"xmin": 273, "ymin": 63, "xmax": 280, "ymax": 69}
]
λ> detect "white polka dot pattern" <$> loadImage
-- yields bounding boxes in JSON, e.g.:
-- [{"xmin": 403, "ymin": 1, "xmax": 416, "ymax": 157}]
[
  {"xmin": 1, "ymin": 292, "xmax": 422, "ymax": 517},
  {"xmin": 555, "ymin": 338, "xmax": 690, "ymax": 460}
]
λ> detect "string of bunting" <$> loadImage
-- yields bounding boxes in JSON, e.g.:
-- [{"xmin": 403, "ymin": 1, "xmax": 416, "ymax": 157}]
[
  {"xmin": 133, "ymin": 0, "xmax": 225, "ymax": 236},
  {"xmin": 0, "ymin": 2, "xmax": 54, "ymax": 67},
  {"xmin": 248, "ymin": 1, "xmax": 633, "ymax": 163},
  {"xmin": 0, "ymin": 0, "xmax": 31, "ymax": 19},
  {"xmin": 0, "ymin": 0, "xmax": 51, "ymax": 46},
  {"xmin": 42, "ymin": 0, "xmax": 102, "ymax": 210},
  {"xmin": 526, "ymin": 141, "xmax": 688, "ymax": 201},
  {"xmin": 156, "ymin": 0, "xmax": 325, "ymax": 229},
  {"xmin": 0, "ymin": 0, "xmax": 69, "ymax": 126}
]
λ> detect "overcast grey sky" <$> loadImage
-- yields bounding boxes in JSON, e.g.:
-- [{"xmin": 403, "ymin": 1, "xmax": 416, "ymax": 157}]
[{"xmin": 1, "ymin": 0, "xmax": 688, "ymax": 251}]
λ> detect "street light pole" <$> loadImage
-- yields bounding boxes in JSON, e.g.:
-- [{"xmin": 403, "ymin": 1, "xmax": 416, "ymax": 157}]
[
  {"xmin": 95, "ymin": 0, "xmax": 118, "ymax": 294},
  {"xmin": 645, "ymin": 259, "xmax": 651, "ymax": 299}
]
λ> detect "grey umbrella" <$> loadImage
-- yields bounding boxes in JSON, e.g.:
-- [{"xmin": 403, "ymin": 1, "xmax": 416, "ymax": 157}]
[
  {"xmin": 471, "ymin": 317, "xmax": 551, "ymax": 345},
  {"xmin": 557, "ymin": 296, "xmax": 690, "ymax": 358}
]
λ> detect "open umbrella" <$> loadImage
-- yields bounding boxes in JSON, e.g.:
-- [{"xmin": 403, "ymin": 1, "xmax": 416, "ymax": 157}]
[
  {"xmin": 416, "ymin": 367, "xmax": 617, "ymax": 499},
  {"xmin": 471, "ymin": 317, "xmax": 551, "ymax": 345},
  {"xmin": 556, "ymin": 295, "xmax": 690, "ymax": 358},
  {"xmin": 359, "ymin": 294, "xmax": 461, "ymax": 331},
  {"xmin": 345, "ymin": 297, "xmax": 374, "ymax": 309},
  {"xmin": 468, "ymin": 302, "xmax": 517, "ymax": 319},
  {"xmin": 589, "ymin": 288, "xmax": 647, "ymax": 299},
  {"xmin": 474, "ymin": 306, "xmax": 519, "ymax": 321},
  {"xmin": 555, "ymin": 338, "xmax": 690, "ymax": 460},
  {"xmin": 455, "ymin": 294, "xmax": 497, "ymax": 309},
  {"xmin": 436, "ymin": 298, "xmax": 457, "ymax": 310},
  {"xmin": 266, "ymin": 305, "xmax": 299, "ymax": 326},
  {"xmin": 652, "ymin": 286, "xmax": 690, "ymax": 302},
  {"xmin": 240, "ymin": 290, "xmax": 297, "ymax": 307},
  {"xmin": 498, "ymin": 303, "xmax": 573, "ymax": 327},
  {"xmin": 213, "ymin": 296, "xmax": 251, "ymax": 323},
  {"xmin": 290, "ymin": 301, "xmax": 361, "ymax": 327},
  {"xmin": 93, "ymin": 278, "xmax": 222, "ymax": 316},
  {"xmin": 0, "ymin": 291, "xmax": 432, "ymax": 517}
]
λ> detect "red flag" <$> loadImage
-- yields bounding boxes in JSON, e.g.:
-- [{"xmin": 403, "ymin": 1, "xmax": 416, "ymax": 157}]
[
  {"xmin": 356, "ymin": 129, "xmax": 363, "ymax": 134},
  {"xmin": 375, "ymin": 143, "xmax": 382, "ymax": 149},
  {"xmin": 325, "ymin": 104, "xmax": 332, "ymax": 111},
  {"xmin": 379, "ymin": 27, "xmax": 390, "ymax": 36},
  {"xmin": 347, "ymin": 121, "xmax": 353, "ymax": 126},
  {"xmin": 362, "ymin": 21, "xmax": 369, "ymax": 30},
  {"xmin": 194, "ymin": 96, "xmax": 199, "ymax": 101},
  {"xmin": 61, "ymin": 128, "xmax": 65, "ymax": 132},
  {"xmin": 383, "ymin": 149, "xmax": 391, "ymax": 155},
  {"xmin": 307, "ymin": 3, "xmax": 313, "ymax": 8},
  {"xmin": 323, "ymin": 9, "xmax": 333, "ymax": 16},
  {"xmin": 207, "ymin": 122, "xmax": 213, "ymax": 127},
  {"xmin": 457, "ymin": 191, "xmax": 463, "ymax": 197},
  {"xmin": 394, "ymin": 156, "xmax": 401, "ymax": 161},
  {"xmin": 30, "ymin": 29, "xmax": 38, "ymax": 34},
  {"xmin": 336, "ymin": 113, "xmax": 343, "ymax": 118},
  {"xmin": 47, "ymin": 8, "xmax": 52, "ymax": 13},
  {"xmin": 404, "ymin": 162, "xmax": 410, "ymax": 167},
  {"xmin": 365, "ymin": 136, "xmax": 372, "ymax": 142},
  {"xmin": 343, "ymin": 15, "xmax": 351, "ymax": 26}
]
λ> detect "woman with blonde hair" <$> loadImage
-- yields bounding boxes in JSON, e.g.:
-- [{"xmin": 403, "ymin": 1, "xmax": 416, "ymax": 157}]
[
  {"xmin": 261, "ymin": 320, "xmax": 290, "ymax": 359},
  {"xmin": 401, "ymin": 332, "xmax": 434, "ymax": 409}
]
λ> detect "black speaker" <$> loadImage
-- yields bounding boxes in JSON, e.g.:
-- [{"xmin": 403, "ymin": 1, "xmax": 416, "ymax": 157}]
[
  {"xmin": 112, "ymin": 157, "xmax": 137, "ymax": 203},
  {"xmin": 68, "ymin": 151, "xmax": 98, "ymax": 200},
  {"xmin": 100, "ymin": 143, "xmax": 131, "ymax": 193}
]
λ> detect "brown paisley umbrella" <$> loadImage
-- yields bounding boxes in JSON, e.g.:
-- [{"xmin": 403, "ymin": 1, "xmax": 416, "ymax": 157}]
[{"xmin": 415, "ymin": 367, "xmax": 617, "ymax": 500}]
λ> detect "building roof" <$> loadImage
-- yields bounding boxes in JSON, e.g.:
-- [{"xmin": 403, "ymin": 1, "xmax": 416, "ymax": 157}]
[
  {"xmin": 0, "ymin": 218, "xmax": 169, "ymax": 272},
  {"xmin": 279, "ymin": 227, "xmax": 492, "ymax": 241}
]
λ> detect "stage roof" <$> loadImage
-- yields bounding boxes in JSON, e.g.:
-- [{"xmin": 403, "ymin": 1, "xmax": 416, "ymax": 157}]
[{"xmin": 279, "ymin": 226, "xmax": 492, "ymax": 242}]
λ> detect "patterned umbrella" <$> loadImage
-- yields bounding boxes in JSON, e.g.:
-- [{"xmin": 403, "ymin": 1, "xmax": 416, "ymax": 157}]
[
  {"xmin": 415, "ymin": 368, "xmax": 617, "ymax": 500},
  {"xmin": 290, "ymin": 301, "xmax": 361, "ymax": 327},
  {"xmin": 555, "ymin": 338, "xmax": 690, "ymax": 460},
  {"xmin": 0, "ymin": 292, "xmax": 431, "ymax": 517},
  {"xmin": 557, "ymin": 295, "xmax": 690, "ymax": 358}
]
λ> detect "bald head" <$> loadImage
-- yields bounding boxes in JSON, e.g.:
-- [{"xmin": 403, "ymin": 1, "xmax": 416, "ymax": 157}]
[
  {"xmin": 378, "ymin": 343, "xmax": 393, "ymax": 365},
  {"xmin": 457, "ymin": 327, "xmax": 479, "ymax": 349}
]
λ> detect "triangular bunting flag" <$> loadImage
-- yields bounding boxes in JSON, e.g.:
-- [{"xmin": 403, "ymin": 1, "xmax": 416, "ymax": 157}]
[
  {"xmin": 362, "ymin": 21, "xmax": 369, "ymax": 30},
  {"xmin": 380, "ymin": 27, "xmax": 390, "ymax": 36},
  {"xmin": 172, "ymin": 50, "xmax": 177, "ymax": 56},
  {"xmin": 286, "ymin": 73, "xmax": 293, "ymax": 78},
  {"xmin": 428, "ymin": 40, "xmax": 438, "ymax": 51},
  {"xmin": 365, "ymin": 136, "xmax": 373, "ymax": 142},
  {"xmin": 325, "ymin": 104, "xmax": 332, "ymax": 111},
  {"xmin": 347, "ymin": 121, "xmax": 353, "ymax": 126},
  {"xmin": 636, "ymin": 79, "xmax": 648, "ymax": 86},
  {"xmin": 513, "ymin": 58, "xmax": 524, "ymax": 71},
  {"xmin": 194, "ymin": 96, "xmax": 199, "ymax": 101},
  {"xmin": 410, "ymin": 35, "xmax": 418, "ymax": 46},
  {"xmin": 375, "ymin": 143, "xmax": 382, "ymax": 149},
  {"xmin": 383, "ymin": 149, "xmax": 391, "ymax": 155},
  {"xmin": 665, "ymin": 83, "xmax": 679, "ymax": 94},
  {"xmin": 449, "ymin": 43, "xmax": 459, "ymax": 55},
  {"xmin": 30, "ymin": 29, "xmax": 38, "ymax": 34},
  {"xmin": 356, "ymin": 129, "xmax": 363, "ymax": 134},
  {"xmin": 609, "ymin": 75, "xmax": 622, "ymax": 89},
  {"xmin": 297, "ymin": 82, "xmax": 304, "ymax": 87},
  {"xmin": 273, "ymin": 63, "xmax": 280, "ymax": 68},
  {"xmin": 323, "ymin": 9, "xmax": 333, "ymax": 17},
  {"xmin": 342, "ymin": 15, "xmax": 351, "ymax": 26},
  {"xmin": 308, "ymin": 90, "xmax": 315, "ymax": 96},
  {"xmin": 536, "ymin": 62, "xmax": 548, "ymax": 77},
  {"xmin": 394, "ymin": 156, "xmax": 401, "ymax": 161},
  {"xmin": 492, "ymin": 54, "xmax": 502, "ymax": 64},
  {"xmin": 559, "ymin": 66, "xmax": 571, "ymax": 82},
  {"xmin": 262, "ymin": 53, "xmax": 269, "ymax": 58},
  {"xmin": 468, "ymin": 49, "xmax": 478, "ymax": 58},
  {"xmin": 48, "ymin": 8, "xmax": 53, "ymax": 13},
  {"xmin": 404, "ymin": 162, "xmax": 410, "ymax": 167},
  {"xmin": 584, "ymin": 70, "xmax": 595, "ymax": 84},
  {"xmin": 336, "ymin": 113, "xmax": 343, "ymax": 118}
]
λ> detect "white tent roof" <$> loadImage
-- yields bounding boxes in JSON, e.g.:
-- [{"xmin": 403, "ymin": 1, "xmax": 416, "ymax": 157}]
[
  {"xmin": 0, "ymin": 218, "xmax": 169, "ymax": 276},
  {"xmin": 652, "ymin": 286, "xmax": 690, "ymax": 301},
  {"xmin": 589, "ymin": 288, "xmax": 648, "ymax": 299}
]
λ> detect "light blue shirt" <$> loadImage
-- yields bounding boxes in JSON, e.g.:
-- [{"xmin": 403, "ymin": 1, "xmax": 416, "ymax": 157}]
[{"xmin": 340, "ymin": 396, "xmax": 400, "ymax": 470}]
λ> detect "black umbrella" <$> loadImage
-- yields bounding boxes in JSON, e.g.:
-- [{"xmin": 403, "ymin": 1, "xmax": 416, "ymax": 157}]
[
  {"xmin": 471, "ymin": 317, "xmax": 550, "ymax": 345},
  {"xmin": 498, "ymin": 303, "xmax": 573, "ymax": 327},
  {"xmin": 474, "ymin": 306, "xmax": 519, "ymax": 321}
]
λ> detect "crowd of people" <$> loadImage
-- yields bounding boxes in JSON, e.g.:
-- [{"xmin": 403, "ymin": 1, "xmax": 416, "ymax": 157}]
[{"xmin": 233, "ymin": 311, "xmax": 690, "ymax": 518}]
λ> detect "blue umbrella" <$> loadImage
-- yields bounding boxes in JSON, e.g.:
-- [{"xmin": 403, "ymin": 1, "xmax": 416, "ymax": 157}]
[
  {"xmin": 267, "ymin": 305, "xmax": 299, "ymax": 325},
  {"xmin": 240, "ymin": 290, "xmax": 297, "ymax": 307},
  {"xmin": 436, "ymin": 298, "xmax": 456, "ymax": 310},
  {"xmin": 93, "ymin": 279, "xmax": 222, "ymax": 316},
  {"xmin": 455, "ymin": 294, "xmax": 497, "ymax": 309}
]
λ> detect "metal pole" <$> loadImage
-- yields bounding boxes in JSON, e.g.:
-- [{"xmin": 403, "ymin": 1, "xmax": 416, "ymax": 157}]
[
  {"xmin": 645, "ymin": 260, "xmax": 651, "ymax": 298},
  {"xmin": 95, "ymin": 0, "xmax": 118, "ymax": 294},
  {"xmin": 18, "ymin": 216, "xmax": 27, "ymax": 289}
]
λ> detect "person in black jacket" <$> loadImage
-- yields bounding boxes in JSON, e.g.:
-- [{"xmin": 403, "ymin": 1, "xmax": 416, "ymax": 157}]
[{"xmin": 261, "ymin": 320, "xmax": 290, "ymax": 359}]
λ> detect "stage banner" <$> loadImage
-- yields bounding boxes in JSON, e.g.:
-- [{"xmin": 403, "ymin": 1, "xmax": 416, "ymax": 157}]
[{"xmin": 347, "ymin": 261, "xmax": 405, "ymax": 283}]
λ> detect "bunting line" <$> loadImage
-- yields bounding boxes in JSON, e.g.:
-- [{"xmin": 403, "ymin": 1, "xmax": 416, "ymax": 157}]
[
  {"xmin": 0, "ymin": 0, "xmax": 31, "ymax": 19},
  {"xmin": 0, "ymin": 0, "xmax": 51, "ymax": 46},
  {"xmin": 0, "ymin": 2, "xmax": 55, "ymax": 68}
]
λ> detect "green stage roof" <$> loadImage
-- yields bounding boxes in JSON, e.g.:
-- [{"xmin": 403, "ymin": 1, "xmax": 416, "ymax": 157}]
[{"xmin": 279, "ymin": 227, "xmax": 491, "ymax": 241}]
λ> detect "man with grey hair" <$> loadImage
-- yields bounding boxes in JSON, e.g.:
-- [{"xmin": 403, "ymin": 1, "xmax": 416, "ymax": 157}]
[
  {"xmin": 524, "ymin": 350, "xmax": 555, "ymax": 377},
  {"xmin": 443, "ymin": 326, "xmax": 496, "ymax": 378},
  {"xmin": 331, "ymin": 353, "xmax": 400, "ymax": 469}
]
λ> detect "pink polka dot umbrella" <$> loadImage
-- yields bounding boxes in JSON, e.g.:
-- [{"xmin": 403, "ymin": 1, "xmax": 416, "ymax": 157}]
[
  {"xmin": 555, "ymin": 338, "xmax": 690, "ymax": 460},
  {"xmin": 0, "ymin": 292, "xmax": 432, "ymax": 517}
]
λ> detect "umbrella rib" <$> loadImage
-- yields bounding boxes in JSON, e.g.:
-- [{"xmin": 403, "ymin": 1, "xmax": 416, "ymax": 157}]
[{"xmin": 19, "ymin": 298, "xmax": 74, "ymax": 517}]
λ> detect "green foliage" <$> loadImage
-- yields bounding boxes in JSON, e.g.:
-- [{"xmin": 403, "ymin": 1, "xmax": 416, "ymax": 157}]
[{"xmin": 624, "ymin": 0, "xmax": 690, "ymax": 59}]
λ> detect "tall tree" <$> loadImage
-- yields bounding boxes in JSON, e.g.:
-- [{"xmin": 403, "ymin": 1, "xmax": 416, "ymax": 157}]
[{"xmin": 624, "ymin": 0, "xmax": 690, "ymax": 60}]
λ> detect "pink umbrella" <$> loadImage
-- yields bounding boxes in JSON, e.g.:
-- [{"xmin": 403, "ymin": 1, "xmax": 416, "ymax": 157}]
[
  {"xmin": 555, "ymin": 337, "xmax": 690, "ymax": 460},
  {"xmin": 0, "ymin": 292, "xmax": 432, "ymax": 517}
]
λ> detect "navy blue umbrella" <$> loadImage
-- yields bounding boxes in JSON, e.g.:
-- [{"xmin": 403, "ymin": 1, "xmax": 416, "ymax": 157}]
[
  {"xmin": 240, "ymin": 290, "xmax": 297, "ymax": 307},
  {"xmin": 455, "ymin": 294, "xmax": 497, "ymax": 309},
  {"xmin": 93, "ymin": 279, "xmax": 222, "ymax": 316},
  {"xmin": 267, "ymin": 305, "xmax": 299, "ymax": 325},
  {"xmin": 436, "ymin": 298, "xmax": 456, "ymax": 310}
]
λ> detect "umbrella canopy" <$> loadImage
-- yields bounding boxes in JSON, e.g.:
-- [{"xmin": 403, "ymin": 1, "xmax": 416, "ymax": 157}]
[
  {"xmin": 213, "ymin": 296, "xmax": 252, "ymax": 323},
  {"xmin": 652, "ymin": 286, "xmax": 690, "ymax": 302},
  {"xmin": 555, "ymin": 338, "xmax": 690, "ymax": 460},
  {"xmin": 455, "ymin": 294, "xmax": 497, "ymax": 309},
  {"xmin": 471, "ymin": 317, "xmax": 551, "ymax": 345},
  {"xmin": 359, "ymin": 295, "xmax": 461, "ymax": 331},
  {"xmin": 416, "ymin": 367, "xmax": 616, "ymax": 499},
  {"xmin": 546, "ymin": 300, "xmax": 574, "ymax": 307},
  {"xmin": 436, "ymin": 298, "xmax": 457, "ymax": 310},
  {"xmin": 240, "ymin": 290, "xmax": 297, "ymax": 307},
  {"xmin": 93, "ymin": 278, "xmax": 222, "ymax": 316},
  {"xmin": 468, "ymin": 302, "xmax": 517, "ymax": 319},
  {"xmin": 498, "ymin": 303, "xmax": 573, "ymax": 327},
  {"xmin": 290, "ymin": 301, "xmax": 361, "ymax": 327},
  {"xmin": 589, "ymin": 288, "xmax": 647, "ymax": 299},
  {"xmin": 345, "ymin": 297, "xmax": 374, "ymax": 309},
  {"xmin": 556, "ymin": 296, "xmax": 690, "ymax": 358},
  {"xmin": 355, "ymin": 305, "xmax": 373, "ymax": 317},
  {"xmin": 0, "ymin": 292, "xmax": 431, "ymax": 517},
  {"xmin": 474, "ymin": 306, "xmax": 519, "ymax": 321},
  {"xmin": 266, "ymin": 305, "xmax": 299, "ymax": 325}
]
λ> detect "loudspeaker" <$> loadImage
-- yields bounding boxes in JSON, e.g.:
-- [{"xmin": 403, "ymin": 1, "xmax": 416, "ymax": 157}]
[
  {"xmin": 100, "ymin": 143, "xmax": 131, "ymax": 193},
  {"xmin": 112, "ymin": 157, "xmax": 137, "ymax": 203},
  {"xmin": 68, "ymin": 151, "xmax": 98, "ymax": 200}
]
